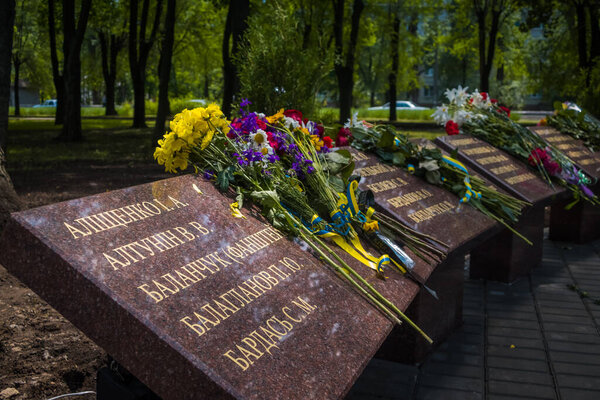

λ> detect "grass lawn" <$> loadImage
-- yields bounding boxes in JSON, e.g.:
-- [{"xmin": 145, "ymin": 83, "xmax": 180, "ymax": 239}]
[
  {"xmin": 6, "ymin": 118, "xmax": 157, "ymax": 171},
  {"xmin": 5, "ymin": 116, "xmax": 442, "ymax": 171}
]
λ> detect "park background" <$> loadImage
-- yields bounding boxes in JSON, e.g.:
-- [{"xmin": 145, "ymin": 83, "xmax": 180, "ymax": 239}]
[{"xmin": 0, "ymin": 0, "xmax": 600, "ymax": 398}]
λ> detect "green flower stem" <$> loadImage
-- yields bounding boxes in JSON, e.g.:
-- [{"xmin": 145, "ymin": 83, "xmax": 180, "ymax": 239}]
[{"xmin": 298, "ymin": 221, "xmax": 433, "ymax": 344}]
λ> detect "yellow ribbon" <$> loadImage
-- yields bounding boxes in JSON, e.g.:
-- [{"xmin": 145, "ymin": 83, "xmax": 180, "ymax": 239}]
[{"xmin": 230, "ymin": 202, "xmax": 246, "ymax": 219}]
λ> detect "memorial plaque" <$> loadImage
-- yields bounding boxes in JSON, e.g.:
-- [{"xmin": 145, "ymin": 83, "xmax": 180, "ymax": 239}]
[
  {"xmin": 435, "ymin": 134, "xmax": 563, "ymax": 205},
  {"xmin": 348, "ymin": 148, "xmax": 497, "ymax": 255},
  {"xmin": 434, "ymin": 134, "xmax": 565, "ymax": 281},
  {"xmin": 529, "ymin": 126, "xmax": 600, "ymax": 180},
  {"xmin": 528, "ymin": 126, "xmax": 600, "ymax": 243},
  {"xmin": 0, "ymin": 175, "xmax": 394, "ymax": 400}
]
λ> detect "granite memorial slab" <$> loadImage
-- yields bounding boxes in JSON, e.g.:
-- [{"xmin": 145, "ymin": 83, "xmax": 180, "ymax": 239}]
[
  {"xmin": 348, "ymin": 147, "xmax": 498, "ymax": 255},
  {"xmin": 346, "ymin": 147, "xmax": 499, "ymax": 361},
  {"xmin": 434, "ymin": 134, "xmax": 565, "ymax": 282},
  {"xmin": 0, "ymin": 174, "xmax": 396, "ymax": 400},
  {"xmin": 528, "ymin": 126, "xmax": 600, "ymax": 243}
]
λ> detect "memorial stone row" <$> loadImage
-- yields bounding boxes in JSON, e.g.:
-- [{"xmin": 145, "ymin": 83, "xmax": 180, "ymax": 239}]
[{"xmin": 1, "ymin": 125, "xmax": 599, "ymax": 399}]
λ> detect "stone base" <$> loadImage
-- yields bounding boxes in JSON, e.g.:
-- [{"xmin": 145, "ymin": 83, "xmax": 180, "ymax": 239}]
[
  {"xmin": 549, "ymin": 197, "xmax": 600, "ymax": 243},
  {"xmin": 97, "ymin": 360, "xmax": 161, "ymax": 400},
  {"xmin": 470, "ymin": 204, "xmax": 545, "ymax": 283},
  {"xmin": 375, "ymin": 252, "xmax": 465, "ymax": 364}
]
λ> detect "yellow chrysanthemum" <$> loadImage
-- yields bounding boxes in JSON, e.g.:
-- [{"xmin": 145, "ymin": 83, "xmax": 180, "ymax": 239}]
[
  {"xmin": 266, "ymin": 108, "xmax": 285, "ymax": 124},
  {"xmin": 155, "ymin": 105, "xmax": 230, "ymax": 173}
]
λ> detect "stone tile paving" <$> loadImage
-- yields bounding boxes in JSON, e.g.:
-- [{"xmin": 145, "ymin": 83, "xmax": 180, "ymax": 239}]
[{"xmin": 347, "ymin": 235, "xmax": 600, "ymax": 400}]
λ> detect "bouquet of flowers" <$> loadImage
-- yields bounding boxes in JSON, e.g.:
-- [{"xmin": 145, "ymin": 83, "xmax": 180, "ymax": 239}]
[
  {"xmin": 542, "ymin": 102, "xmax": 600, "ymax": 152},
  {"xmin": 433, "ymin": 87, "xmax": 599, "ymax": 206},
  {"xmin": 154, "ymin": 100, "xmax": 441, "ymax": 342},
  {"xmin": 348, "ymin": 117, "xmax": 530, "ymax": 243}
]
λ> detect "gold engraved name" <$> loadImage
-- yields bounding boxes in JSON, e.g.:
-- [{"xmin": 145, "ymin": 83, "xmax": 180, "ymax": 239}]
[
  {"xmin": 463, "ymin": 147, "xmax": 494, "ymax": 155},
  {"xmin": 505, "ymin": 173, "xmax": 536, "ymax": 185},
  {"xmin": 490, "ymin": 165, "xmax": 518, "ymax": 175},
  {"xmin": 388, "ymin": 189, "xmax": 433, "ymax": 208},
  {"xmin": 557, "ymin": 143, "xmax": 576, "ymax": 150},
  {"xmin": 535, "ymin": 128, "xmax": 555, "ymax": 136},
  {"xmin": 222, "ymin": 296, "xmax": 317, "ymax": 371},
  {"xmin": 356, "ymin": 164, "xmax": 395, "ymax": 177},
  {"xmin": 408, "ymin": 201, "xmax": 454, "ymax": 223},
  {"xmin": 545, "ymin": 136, "xmax": 568, "ymax": 144},
  {"xmin": 137, "ymin": 227, "xmax": 285, "ymax": 302},
  {"xmin": 568, "ymin": 151, "xmax": 588, "ymax": 158},
  {"xmin": 367, "ymin": 177, "xmax": 408, "ymax": 193},
  {"xmin": 63, "ymin": 196, "xmax": 189, "ymax": 239},
  {"xmin": 477, "ymin": 155, "xmax": 508, "ymax": 165},
  {"xmin": 179, "ymin": 258, "xmax": 303, "ymax": 339},
  {"xmin": 352, "ymin": 151, "xmax": 369, "ymax": 161},
  {"xmin": 580, "ymin": 158, "xmax": 596, "ymax": 166},
  {"xmin": 451, "ymin": 138, "xmax": 476, "ymax": 146}
]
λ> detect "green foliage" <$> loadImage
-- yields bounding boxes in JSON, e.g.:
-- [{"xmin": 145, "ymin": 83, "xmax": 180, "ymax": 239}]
[{"xmin": 237, "ymin": 5, "xmax": 331, "ymax": 116}]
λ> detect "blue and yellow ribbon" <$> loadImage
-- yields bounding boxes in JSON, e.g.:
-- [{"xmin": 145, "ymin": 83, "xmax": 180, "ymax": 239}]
[{"xmin": 441, "ymin": 155, "xmax": 481, "ymax": 203}]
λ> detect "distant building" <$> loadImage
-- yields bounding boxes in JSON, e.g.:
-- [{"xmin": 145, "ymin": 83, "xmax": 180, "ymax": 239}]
[{"xmin": 9, "ymin": 80, "xmax": 40, "ymax": 107}]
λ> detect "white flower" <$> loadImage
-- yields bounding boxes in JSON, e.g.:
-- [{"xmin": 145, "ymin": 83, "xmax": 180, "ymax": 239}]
[
  {"xmin": 470, "ymin": 89, "xmax": 492, "ymax": 109},
  {"xmin": 282, "ymin": 116, "xmax": 300, "ymax": 129},
  {"xmin": 454, "ymin": 109, "xmax": 475, "ymax": 126},
  {"xmin": 445, "ymin": 85, "xmax": 469, "ymax": 106},
  {"xmin": 432, "ymin": 105, "xmax": 450, "ymax": 125},
  {"xmin": 251, "ymin": 129, "xmax": 268, "ymax": 147},
  {"xmin": 344, "ymin": 112, "xmax": 367, "ymax": 129}
]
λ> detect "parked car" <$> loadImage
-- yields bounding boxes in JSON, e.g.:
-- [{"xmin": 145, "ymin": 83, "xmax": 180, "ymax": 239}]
[
  {"xmin": 368, "ymin": 100, "xmax": 428, "ymax": 111},
  {"xmin": 33, "ymin": 99, "xmax": 57, "ymax": 108}
]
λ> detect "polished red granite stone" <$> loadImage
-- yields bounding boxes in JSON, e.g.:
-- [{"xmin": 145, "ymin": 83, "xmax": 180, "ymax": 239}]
[
  {"xmin": 435, "ymin": 134, "xmax": 564, "ymax": 205},
  {"xmin": 528, "ymin": 126, "xmax": 600, "ymax": 180},
  {"xmin": 347, "ymin": 147, "xmax": 498, "ymax": 255},
  {"xmin": 0, "ymin": 175, "xmax": 395, "ymax": 400}
]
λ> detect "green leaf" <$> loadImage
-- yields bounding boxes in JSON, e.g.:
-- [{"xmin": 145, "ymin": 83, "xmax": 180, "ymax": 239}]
[
  {"xmin": 392, "ymin": 152, "xmax": 406, "ymax": 166},
  {"xmin": 235, "ymin": 187, "xmax": 244, "ymax": 208},
  {"xmin": 425, "ymin": 170, "xmax": 441, "ymax": 185},
  {"xmin": 419, "ymin": 159, "xmax": 439, "ymax": 171},
  {"xmin": 216, "ymin": 167, "xmax": 234, "ymax": 191},
  {"xmin": 328, "ymin": 175, "xmax": 345, "ymax": 192},
  {"xmin": 250, "ymin": 190, "xmax": 280, "ymax": 208},
  {"xmin": 377, "ymin": 130, "xmax": 396, "ymax": 149}
]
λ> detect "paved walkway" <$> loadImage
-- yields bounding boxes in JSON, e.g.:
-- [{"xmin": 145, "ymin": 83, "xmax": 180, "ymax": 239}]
[{"xmin": 348, "ymin": 233, "xmax": 600, "ymax": 400}]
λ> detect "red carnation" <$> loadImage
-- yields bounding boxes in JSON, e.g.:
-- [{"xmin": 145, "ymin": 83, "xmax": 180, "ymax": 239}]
[
  {"xmin": 283, "ymin": 109, "xmax": 303, "ymax": 123},
  {"xmin": 323, "ymin": 136, "xmax": 333, "ymax": 148},
  {"xmin": 445, "ymin": 120, "xmax": 460, "ymax": 136},
  {"xmin": 491, "ymin": 98, "xmax": 498, "ymax": 104},
  {"xmin": 499, "ymin": 105, "xmax": 511, "ymax": 117},
  {"xmin": 528, "ymin": 148, "xmax": 549, "ymax": 167},
  {"xmin": 543, "ymin": 160, "xmax": 562, "ymax": 176},
  {"xmin": 481, "ymin": 92, "xmax": 488, "ymax": 101},
  {"xmin": 336, "ymin": 135, "xmax": 350, "ymax": 147},
  {"xmin": 257, "ymin": 119, "xmax": 267, "ymax": 131},
  {"xmin": 338, "ymin": 127, "xmax": 350, "ymax": 137}
]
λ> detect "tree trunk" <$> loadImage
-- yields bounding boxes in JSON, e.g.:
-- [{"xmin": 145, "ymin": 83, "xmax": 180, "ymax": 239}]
[
  {"xmin": 129, "ymin": 0, "xmax": 164, "ymax": 128},
  {"xmin": 99, "ymin": 32, "xmax": 120, "ymax": 116},
  {"xmin": 590, "ymin": 4, "xmax": 600, "ymax": 64},
  {"xmin": 13, "ymin": 59, "xmax": 20, "ymax": 117},
  {"xmin": 332, "ymin": 0, "xmax": 365, "ymax": 123},
  {"xmin": 48, "ymin": 0, "xmax": 64, "ymax": 125},
  {"xmin": 153, "ymin": 0, "xmax": 176, "ymax": 144},
  {"xmin": 221, "ymin": 0, "xmax": 249, "ymax": 117},
  {"xmin": 59, "ymin": 0, "xmax": 91, "ymax": 141},
  {"xmin": 0, "ymin": 0, "xmax": 20, "ymax": 232},
  {"xmin": 476, "ymin": 10, "xmax": 488, "ymax": 91},
  {"xmin": 388, "ymin": 10, "xmax": 400, "ymax": 122}
]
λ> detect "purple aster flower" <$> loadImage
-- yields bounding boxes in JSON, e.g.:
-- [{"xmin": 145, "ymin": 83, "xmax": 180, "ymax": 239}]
[
  {"xmin": 203, "ymin": 169, "xmax": 215, "ymax": 180},
  {"xmin": 267, "ymin": 154, "xmax": 280, "ymax": 163},
  {"xmin": 306, "ymin": 165, "xmax": 315, "ymax": 174}
]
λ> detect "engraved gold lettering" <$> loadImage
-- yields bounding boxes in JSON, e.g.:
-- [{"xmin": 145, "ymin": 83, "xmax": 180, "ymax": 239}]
[
  {"xmin": 505, "ymin": 173, "xmax": 536, "ymax": 184},
  {"xmin": 477, "ymin": 155, "xmax": 508, "ymax": 165},
  {"xmin": 355, "ymin": 164, "xmax": 395, "ymax": 177},
  {"xmin": 490, "ymin": 165, "xmax": 517, "ymax": 175},
  {"xmin": 407, "ymin": 201, "xmax": 454, "ymax": 223},
  {"xmin": 463, "ymin": 147, "xmax": 493, "ymax": 155},
  {"xmin": 388, "ymin": 189, "xmax": 433, "ymax": 208}
]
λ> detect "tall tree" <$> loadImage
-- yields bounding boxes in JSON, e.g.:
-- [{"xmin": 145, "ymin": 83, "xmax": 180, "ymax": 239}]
[
  {"xmin": 1, "ymin": 0, "xmax": 21, "ymax": 231},
  {"xmin": 48, "ymin": 0, "xmax": 65, "ymax": 124},
  {"xmin": 129, "ymin": 0, "xmax": 163, "ymax": 128},
  {"xmin": 221, "ymin": 0, "xmax": 249, "ymax": 117},
  {"xmin": 473, "ymin": 0, "xmax": 513, "ymax": 91},
  {"xmin": 61, "ymin": 0, "xmax": 92, "ymax": 141},
  {"xmin": 95, "ymin": 0, "xmax": 128, "ymax": 116},
  {"xmin": 153, "ymin": 0, "xmax": 176, "ymax": 144},
  {"xmin": 388, "ymin": 1, "xmax": 400, "ymax": 121},
  {"xmin": 332, "ymin": 0, "xmax": 365, "ymax": 123}
]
